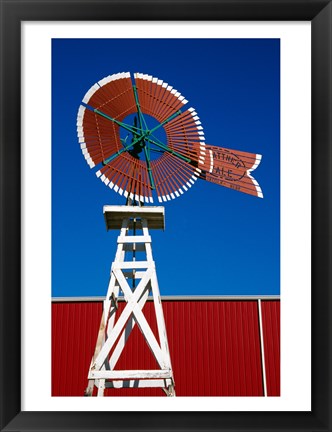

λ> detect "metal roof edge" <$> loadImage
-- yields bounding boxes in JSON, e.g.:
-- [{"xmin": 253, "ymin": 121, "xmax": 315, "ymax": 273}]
[{"xmin": 52, "ymin": 295, "xmax": 280, "ymax": 302}]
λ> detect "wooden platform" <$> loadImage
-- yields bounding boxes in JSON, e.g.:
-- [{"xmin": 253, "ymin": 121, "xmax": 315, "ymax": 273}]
[{"xmin": 103, "ymin": 205, "xmax": 165, "ymax": 230}]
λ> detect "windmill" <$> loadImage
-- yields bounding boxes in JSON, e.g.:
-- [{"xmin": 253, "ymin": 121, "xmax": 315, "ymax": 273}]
[{"xmin": 77, "ymin": 72, "xmax": 263, "ymax": 397}]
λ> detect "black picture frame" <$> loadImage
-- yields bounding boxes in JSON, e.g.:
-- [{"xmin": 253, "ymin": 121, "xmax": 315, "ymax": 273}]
[{"xmin": 0, "ymin": 1, "xmax": 331, "ymax": 431}]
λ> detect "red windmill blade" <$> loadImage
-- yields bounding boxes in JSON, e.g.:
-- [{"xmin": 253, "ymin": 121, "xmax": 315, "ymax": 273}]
[{"xmin": 77, "ymin": 72, "xmax": 263, "ymax": 202}]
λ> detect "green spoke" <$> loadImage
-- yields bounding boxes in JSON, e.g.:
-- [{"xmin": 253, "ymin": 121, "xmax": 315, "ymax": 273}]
[
  {"xmin": 143, "ymin": 146, "xmax": 155, "ymax": 190},
  {"xmin": 94, "ymin": 109, "xmax": 138, "ymax": 135},
  {"xmin": 133, "ymin": 85, "xmax": 148, "ymax": 131},
  {"xmin": 149, "ymin": 148, "xmax": 164, "ymax": 154},
  {"xmin": 94, "ymin": 101, "xmax": 189, "ymax": 179},
  {"xmin": 103, "ymin": 135, "xmax": 144, "ymax": 165},
  {"xmin": 146, "ymin": 135, "xmax": 191, "ymax": 164},
  {"xmin": 148, "ymin": 110, "xmax": 182, "ymax": 134}
]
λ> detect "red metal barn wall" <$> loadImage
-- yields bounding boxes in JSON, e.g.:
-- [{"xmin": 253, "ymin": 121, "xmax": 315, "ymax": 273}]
[
  {"xmin": 261, "ymin": 300, "xmax": 280, "ymax": 396},
  {"xmin": 52, "ymin": 299, "xmax": 280, "ymax": 397}
]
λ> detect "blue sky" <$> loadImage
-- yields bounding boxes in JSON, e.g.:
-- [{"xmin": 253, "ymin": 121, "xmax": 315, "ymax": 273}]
[{"xmin": 52, "ymin": 38, "xmax": 280, "ymax": 297}]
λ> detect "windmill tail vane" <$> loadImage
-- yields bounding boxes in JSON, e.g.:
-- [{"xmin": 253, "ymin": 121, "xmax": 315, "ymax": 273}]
[
  {"xmin": 77, "ymin": 71, "xmax": 263, "ymax": 203},
  {"xmin": 199, "ymin": 145, "xmax": 263, "ymax": 198}
]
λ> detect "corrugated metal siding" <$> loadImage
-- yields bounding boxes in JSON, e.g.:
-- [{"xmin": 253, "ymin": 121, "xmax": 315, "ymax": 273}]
[
  {"xmin": 52, "ymin": 300, "xmax": 279, "ymax": 397},
  {"xmin": 52, "ymin": 302, "xmax": 103, "ymax": 397},
  {"xmin": 261, "ymin": 300, "xmax": 280, "ymax": 396}
]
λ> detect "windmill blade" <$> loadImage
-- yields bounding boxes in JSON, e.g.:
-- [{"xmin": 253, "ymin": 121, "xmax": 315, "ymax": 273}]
[
  {"xmin": 134, "ymin": 73, "xmax": 188, "ymax": 123},
  {"xmin": 83, "ymin": 72, "xmax": 137, "ymax": 121},
  {"xmin": 198, "ymin": 145, "xmax": 263, "ymax": 198},
  {"xmin": 144, "ymin": 104, "xmax": 206, "ymax": 201},
  {"xmin": 96, "ymin": 155, "xmax": 153, "ymax": 204},
  {"xmin": 78, "ymin": 72, "xmax": 141, "ymax": 169},
  {"xmin": 151, "ymin": 152, "xmax": 201, "ymax": 201},
  {"xmin": 77, "ymin": 105, "xmax": 122, "ymax": 167}
]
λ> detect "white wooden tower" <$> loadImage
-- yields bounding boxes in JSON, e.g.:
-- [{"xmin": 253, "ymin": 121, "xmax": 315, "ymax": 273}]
[{"xmin": 85, "ymin": 205, "xmax": 175, "ymax": 397}]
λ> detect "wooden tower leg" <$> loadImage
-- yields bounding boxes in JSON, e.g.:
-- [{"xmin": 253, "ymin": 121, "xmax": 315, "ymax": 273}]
[{"xmin": 86, "ymin": 206, "xmax": 175, "ymax": 396}]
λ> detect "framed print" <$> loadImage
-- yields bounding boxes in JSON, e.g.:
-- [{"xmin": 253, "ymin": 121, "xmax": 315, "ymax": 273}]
[
  {"xmin": 1, "ymin": 1, "xmax": 331, "ymax": 431},
  {"xmin": 50, "ymin": 34, "xmax": 282, "ymax": 403}
]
